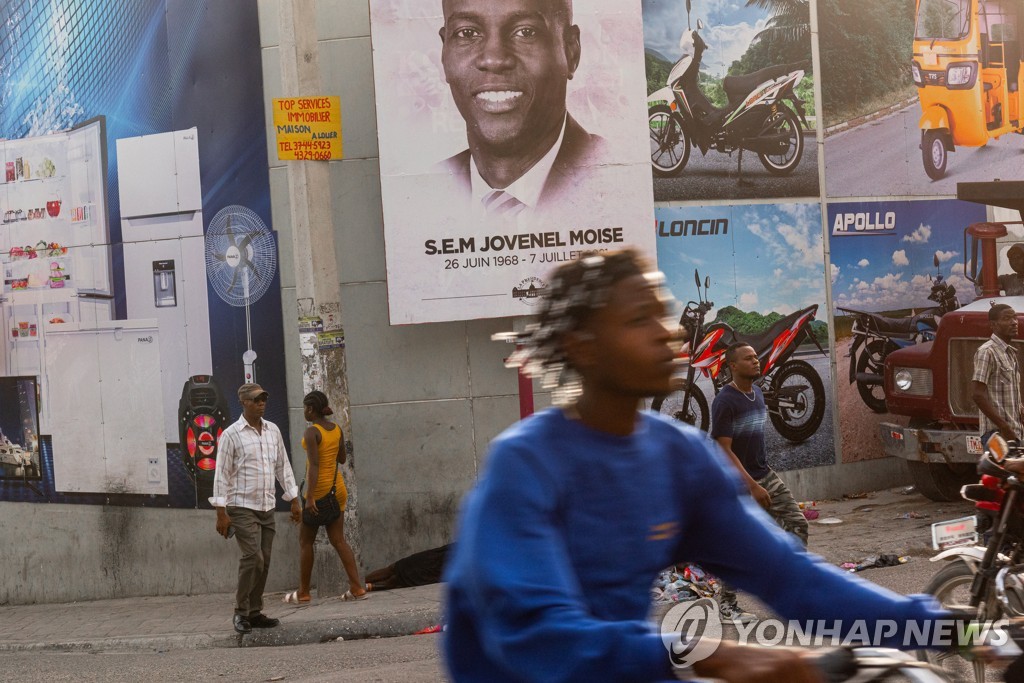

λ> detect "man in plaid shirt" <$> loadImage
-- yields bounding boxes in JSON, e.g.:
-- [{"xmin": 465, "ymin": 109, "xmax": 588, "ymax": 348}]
[{"xmin": 972, "ymin": 303, "xmax": 1024, "ymax": 442}]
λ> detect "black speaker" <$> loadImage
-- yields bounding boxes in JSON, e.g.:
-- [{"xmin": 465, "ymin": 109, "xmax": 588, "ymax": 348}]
[{"xmin": 178, "ymin": 375, "xmax": 231, "ymax": 505}]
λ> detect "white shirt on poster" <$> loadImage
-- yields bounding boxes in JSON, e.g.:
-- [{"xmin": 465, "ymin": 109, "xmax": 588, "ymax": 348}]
[{"xmin": 469, "ymin": 114, "xmax": 568, "ymax": 228}]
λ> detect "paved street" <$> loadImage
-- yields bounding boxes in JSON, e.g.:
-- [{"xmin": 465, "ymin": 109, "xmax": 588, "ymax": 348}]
[
  {"xmin": 824, "ymin": 103, "xmax": 1024, "ymax": 199},
  {"xmin": 0, "ymin": 488, "xmax": 1008, "ymax": 681},
  {"xmin": 0, "ymin": 635, "xmax": 447, "ymax": 683}
]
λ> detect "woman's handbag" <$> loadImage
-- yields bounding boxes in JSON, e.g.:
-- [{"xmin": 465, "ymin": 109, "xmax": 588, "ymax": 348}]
[{"xmin": 301, "ymin": 457, "xmax": 341, "ymax": 527}]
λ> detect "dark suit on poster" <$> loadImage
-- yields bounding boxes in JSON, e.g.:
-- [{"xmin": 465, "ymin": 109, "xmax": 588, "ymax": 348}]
[{"xmin": 437, "ymin": 115, "xmax": 606, "ymax": 216}]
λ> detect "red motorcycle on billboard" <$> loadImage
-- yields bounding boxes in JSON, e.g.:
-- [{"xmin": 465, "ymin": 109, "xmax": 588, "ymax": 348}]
[{"xmin": 653, "ymin": 270, "xmax": 827, "ymax": 443}]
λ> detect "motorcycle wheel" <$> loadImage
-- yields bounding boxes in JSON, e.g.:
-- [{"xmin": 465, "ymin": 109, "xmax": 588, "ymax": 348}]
[
  {"xmin": 922, "ymin": 129, "xmax": 948, "ymax": 181},
  {"xmin": 856, "ymin": 340, "xmax": 890, "ymax": 414},
  {"xmin": 651, "ymin": 385, "xmax": 710, "ymax": 432},
  {"xmin": 918, "ymin": 560, "xmax": 991, "ymax": 682},
  {"xmin": 757, "ymin": 108, "xmax": 803, "ymax": 176},
  {"xmin": 649, "ymin": 106, "xmax": 690, "ymax": 177},
  {"xmin": 767, "ymin": 359, "xmax": 825, "ymax": 443}
]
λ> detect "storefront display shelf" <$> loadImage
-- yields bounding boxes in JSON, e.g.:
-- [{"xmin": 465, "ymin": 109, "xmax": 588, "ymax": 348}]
[{"xmin": 2, "ymin": 287, "xmax": 78, "ymax": 305}]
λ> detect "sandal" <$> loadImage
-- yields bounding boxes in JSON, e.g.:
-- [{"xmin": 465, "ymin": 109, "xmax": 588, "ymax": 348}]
[
  {"xmin": 341, "ymin": 589, "xmax": 370, "ymax": 601},
  {"xmin": 283, "ymin": 590, "xmax": 311, "ymax": 604}
]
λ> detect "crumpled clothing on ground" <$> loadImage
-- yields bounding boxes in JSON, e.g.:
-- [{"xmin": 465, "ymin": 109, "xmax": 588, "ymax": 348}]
[{"xmin": 651, "ymin": 563, "xmax": 720, "ymax": 603}]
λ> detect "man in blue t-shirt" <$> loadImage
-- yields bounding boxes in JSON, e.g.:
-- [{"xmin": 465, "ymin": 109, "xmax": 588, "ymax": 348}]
[
  {"xmin": 443, "ymin": 251, "xmax": 959, "ymax": 683},
  {"xmin": 711, "ymin": 342, "xmax": 809, "ymax": 622}
]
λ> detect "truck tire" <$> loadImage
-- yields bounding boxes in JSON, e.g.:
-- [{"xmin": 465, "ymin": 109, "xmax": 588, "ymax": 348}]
[{"xmin": 905, "ymin": 460, "xmax": 976, "ymax": 502}]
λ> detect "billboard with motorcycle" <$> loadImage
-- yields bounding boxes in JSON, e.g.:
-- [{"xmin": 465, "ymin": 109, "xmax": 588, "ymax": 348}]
[
  {"xmin": 654, "ymin": 202, "xmax": 834, "ymax": 470},
  {"xmin": 819, "ymin": 0, "xmax": 1024, "ymax": 198},
  {"xmin": 369, "ymin": 0, "xmax": 656, "ymax": 325},
  {"xmin": 643, "ymin": 0, "xmax": 818, "ymax": 201},
  {"xmin": 829, "ymin": 199, "xmax": 987, "ymax": 463}
]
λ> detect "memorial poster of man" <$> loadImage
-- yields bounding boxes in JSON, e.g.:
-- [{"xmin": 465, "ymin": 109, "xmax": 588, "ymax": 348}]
[{"xmin": 369, "ymin": 0, "xmax": 655, "ymax": 324}]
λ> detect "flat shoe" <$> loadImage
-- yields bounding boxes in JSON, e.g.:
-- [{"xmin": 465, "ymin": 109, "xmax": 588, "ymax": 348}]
[
  {"xmin": 283, "ymin": 590, "xmax": 311, "ymax": 604},
  {"xmin": 248, "ymin": 613, "xmax": 280, "ymax": 628},
  {"xmin": 233, "ymin": 614, "xmax": 252, "ymax": 634},
  {"xmin": 342, "ymin": 589, "xmax": 370, "ymax": 601}
]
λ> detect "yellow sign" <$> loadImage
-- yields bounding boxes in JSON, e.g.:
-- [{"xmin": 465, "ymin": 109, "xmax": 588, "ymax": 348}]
[{"xmin": 273, "ymin": 96, "xmax": 342, "ymax": 161}]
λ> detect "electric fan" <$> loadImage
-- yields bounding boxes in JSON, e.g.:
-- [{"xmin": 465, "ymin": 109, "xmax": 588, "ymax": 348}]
[{"xmin": 205, "ymin": 205, "xmax": 278, "ymax": 383}]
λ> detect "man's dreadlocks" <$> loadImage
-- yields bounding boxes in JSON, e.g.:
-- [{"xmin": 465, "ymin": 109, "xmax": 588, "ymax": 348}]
[{"xmin": 495, "ymin": 249, "xmax": 666, "ymax": 405}]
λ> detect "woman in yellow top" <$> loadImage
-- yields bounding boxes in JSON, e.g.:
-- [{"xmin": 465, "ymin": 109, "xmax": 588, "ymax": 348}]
[{"xmin": 283, "ymin": 390, "xmax": 367, "ymax": 603}]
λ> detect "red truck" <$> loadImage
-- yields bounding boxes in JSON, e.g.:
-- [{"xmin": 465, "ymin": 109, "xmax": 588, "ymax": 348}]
[{"xmin": 880, "ymin": 181, "xmax": 1024, "ymax": 501}]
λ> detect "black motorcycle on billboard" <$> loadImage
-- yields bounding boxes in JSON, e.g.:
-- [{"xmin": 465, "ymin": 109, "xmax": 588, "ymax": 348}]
[{"xmin": 837, "ymin": 254, "xmax": 959, "ymax": 413}]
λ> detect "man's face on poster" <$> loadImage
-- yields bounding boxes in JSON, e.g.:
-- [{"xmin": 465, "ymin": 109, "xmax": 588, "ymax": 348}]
[{"xmin": 439, "ymin": 0, "xmax": 581, "ymax": 156}]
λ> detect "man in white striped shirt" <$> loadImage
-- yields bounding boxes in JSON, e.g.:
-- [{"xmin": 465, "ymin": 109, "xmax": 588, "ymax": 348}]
[{"xmin": 211, "ymin": 383, "xmax": 301, "ymax": 634}]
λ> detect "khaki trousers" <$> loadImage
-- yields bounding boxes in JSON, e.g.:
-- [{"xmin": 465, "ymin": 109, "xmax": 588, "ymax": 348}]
[{"xmin": 228, "ymin": 506, "xmax": 276, "ymax": 617}]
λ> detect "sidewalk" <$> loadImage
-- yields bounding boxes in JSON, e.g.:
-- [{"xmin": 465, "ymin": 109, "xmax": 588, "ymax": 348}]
[
  {"xmin": 0, "ymin": 584, "xmax": 443, "ymax": 653},
  {"xmin": 0, "ymin": 487, "xmax": 970, "ymax": 655}
]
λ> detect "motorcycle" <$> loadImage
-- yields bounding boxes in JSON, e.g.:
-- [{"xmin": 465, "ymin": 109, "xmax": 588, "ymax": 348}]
[
  {"xmin": 838, "ymin": 254, "xmax": 960, "ymax": 414},
  {"xmin": 647, "ymin": 0, "xmax": 809, "ymax": 181},
  {"xmin": 922, "ymin": 433, "xmax": 1024, "ymax": 682},
  {"xmin": 651, "ymin": 270, "xmax": 713, "ymax": 432},
  {"xmin": 654, "ymin": 269, "xmax": 829, "ymax": 444}
]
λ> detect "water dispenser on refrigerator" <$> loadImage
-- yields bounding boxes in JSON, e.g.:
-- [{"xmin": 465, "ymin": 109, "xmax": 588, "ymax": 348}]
[{"xmin": 153, "ymin": 260, "xmax": 177, "ymax": 308}]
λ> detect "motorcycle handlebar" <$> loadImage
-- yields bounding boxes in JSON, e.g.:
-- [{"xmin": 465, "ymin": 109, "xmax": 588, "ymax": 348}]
[
  {"xmin": 804, "ymin": 648, "xmax": 857, "ymax": 682},
  {"xmin": 978, "ymin": 453, "xmax": 1024, "ymax": 491},
  {"xmin": 803, "ymin": 645, "xmax": 969, "ymax": 682},
  {"xmin": 693, "ymin": 30, "xmax": 707, "ymax": 53},
  {"xmin": 978, "ymin": 454, "xmax": 1012, "ymax": 480}
]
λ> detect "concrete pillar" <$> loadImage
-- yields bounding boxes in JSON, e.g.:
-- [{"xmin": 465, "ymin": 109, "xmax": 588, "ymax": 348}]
[{"xmin": 278, "ymin": 0, "xmax": 362, "ymax": 596}]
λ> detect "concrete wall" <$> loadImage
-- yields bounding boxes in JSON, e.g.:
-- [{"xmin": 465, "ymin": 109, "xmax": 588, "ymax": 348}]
[
  {"xmin": 780, "ymin": 456, "xmax": 910, "ymax": 502},
  {"xmin": 0, "ymin": 1, "xmax": 914, "ymax": 607},
  {"xmin": 254, "ymin": 0, "xmax": 908, "ymax": 575},
  {"xmin": 257, "ymin": 0, "xmax": 536, "ymax": 574},
  {"xmin": 0, "ymin": 502, "xmax": 299, "ymax": 605}
]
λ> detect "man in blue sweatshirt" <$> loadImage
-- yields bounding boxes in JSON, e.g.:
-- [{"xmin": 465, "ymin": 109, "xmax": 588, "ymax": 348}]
[{"xmin": 443, "ymin": 250, "xmax": 955, "ymax": 682}]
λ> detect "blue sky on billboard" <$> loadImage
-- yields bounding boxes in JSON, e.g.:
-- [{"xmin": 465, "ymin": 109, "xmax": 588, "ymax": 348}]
[
  {"xmin": 656, "ymin": 202, "xmax": 825, "ymax": 319},
  {"xmin": 642, "ymin": 0, "xmax": 769, "ymax": 77},
  {"xmin": 828, "ymin": 200, "xmax": 987, "ymax": 313}
]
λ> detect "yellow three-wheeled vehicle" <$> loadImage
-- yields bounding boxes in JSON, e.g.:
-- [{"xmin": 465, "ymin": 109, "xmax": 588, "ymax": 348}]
[{"xmin": 913, "ymin": 0, "xmax": 1022, "ymax": 179}]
